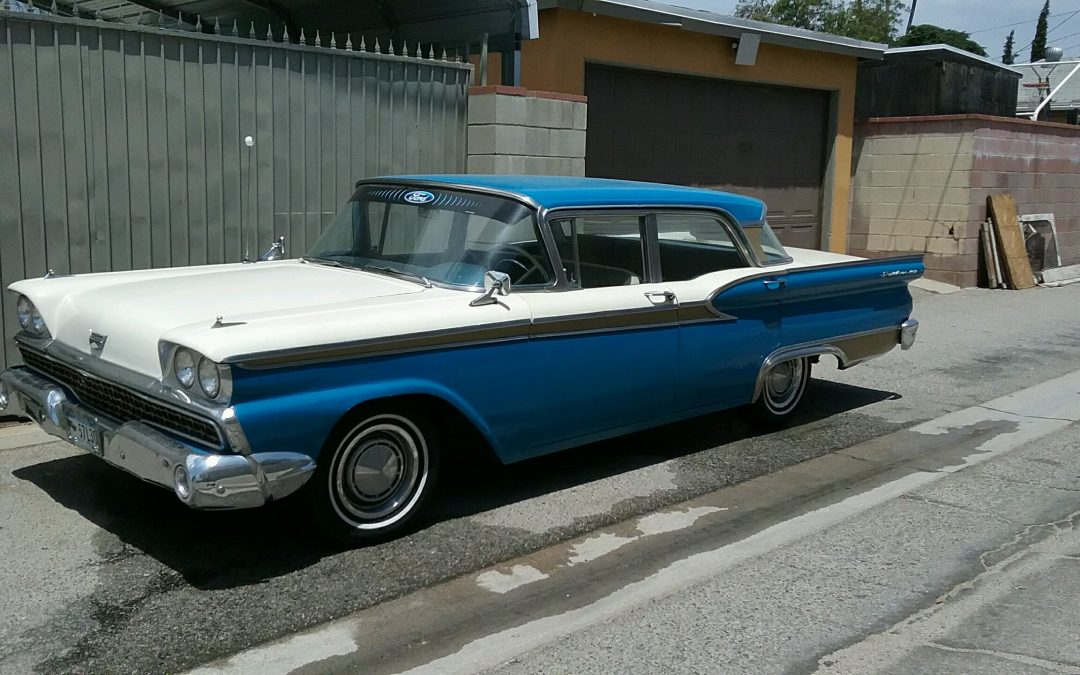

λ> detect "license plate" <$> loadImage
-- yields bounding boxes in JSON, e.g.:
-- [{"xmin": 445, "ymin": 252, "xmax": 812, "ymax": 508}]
[{"xmin": 67, "ymin": 410, "xmax": 102, "ymax": 456}]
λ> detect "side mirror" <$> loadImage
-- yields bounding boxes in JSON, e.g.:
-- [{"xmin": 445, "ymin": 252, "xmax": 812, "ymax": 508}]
[
  {"xmin": 469, "ymin": 270, "xmax": 512, "ymax": 307},
  {"xmin": 258, "ymin": 236, "xmax": 286, "ymax": 261}
]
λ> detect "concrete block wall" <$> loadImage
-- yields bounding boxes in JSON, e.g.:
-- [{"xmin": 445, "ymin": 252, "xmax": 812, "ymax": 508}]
[
  {"xmin": 851, "ymin": 115, "xmax": 1080, "ymax": 287},
  {"xmin": 467, "ymin": 86, "xmax": 586, "ymax": 176}
]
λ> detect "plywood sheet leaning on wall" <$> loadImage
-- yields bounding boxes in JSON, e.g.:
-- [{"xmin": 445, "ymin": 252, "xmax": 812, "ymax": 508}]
[{"xmin": 987, "ymin": 194, "xmax": 1036, "ymax": 290}]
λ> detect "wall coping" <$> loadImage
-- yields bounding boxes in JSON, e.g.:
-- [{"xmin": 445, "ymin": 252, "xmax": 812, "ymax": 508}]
[
  {"xmin": 861, "ymin": 113, "xmax": 1080, "ymax": 134},
  {"xmin": 468, "ymin": 85, "xmax": 587, "ymax": 103}
]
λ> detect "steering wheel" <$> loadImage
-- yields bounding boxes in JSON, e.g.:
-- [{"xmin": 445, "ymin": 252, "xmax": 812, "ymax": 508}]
[{"xmin": 492, "ymin": 244, "xmax": 549, "ymax": 285}]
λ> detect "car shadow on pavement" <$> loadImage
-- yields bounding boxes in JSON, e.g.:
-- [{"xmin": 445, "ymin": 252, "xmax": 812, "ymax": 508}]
[{"xmin": 12, "ymin": 378, "xmax": 896, "ymax": 589}]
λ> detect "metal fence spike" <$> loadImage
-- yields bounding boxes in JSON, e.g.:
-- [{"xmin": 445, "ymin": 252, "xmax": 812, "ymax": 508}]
[
  {"xmin": 330, "ymin": 32, "xmax": 337, "ymax": 49},
  {"xmin": 299, "ymin": 27, "xmax": 306, "ymax": 45},
  {"xmin": 213, "ymin": 17, "xmax": 221, "ymax": 34},
  {"xmin": 177, "ymin": 10, "xmax": 182, "ymax": 26},
  {"xmin": 347, "ymin": 34, "xmax": 354, "ymax": 50},
  {"xmin": 314, "ymin": 29, "xmax": 321, "ymax": 47},
  {"xmin": 195, "ymin": 15, "xmax": 202, "ymax": 31},
  {"xmin": 401, "ymin": 40, "xmax": 407, "ymax": 56},
  {"xmin": 266, "ymin": 24, "xmax": 273, "ymax": 40},
  {"xmin": 441, "ymin": 48, "xmax": 448, "ymax": 61},
  {"xmin": 374, "ymin": 37, "xmax": 380, "ymax": 53},
  {"xmin": 426, "ymin": 44, "xmax": 434, "ymax": 60},
  {"xmin": 94, "ymin": 9, "xmax": 101, "ymax": 21},
  {"xmin": 249, "ymin": 21, "xmax": 256, "ymax": 39},
  {"xmin": 231, "ymin": 19, "xmax": 238, "ymax": 36},
  {"xmin": 50, "ymin": 0, "xmax": 57, "ymax": 14},
  {"xmin": 282, "ymin": 24, "xmax": 289, "ymax": 41}
]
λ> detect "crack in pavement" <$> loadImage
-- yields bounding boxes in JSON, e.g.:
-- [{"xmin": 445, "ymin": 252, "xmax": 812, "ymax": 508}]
[{"xmin": 925, "ymin": 642, "xmax": 1080, "ymax": 673}]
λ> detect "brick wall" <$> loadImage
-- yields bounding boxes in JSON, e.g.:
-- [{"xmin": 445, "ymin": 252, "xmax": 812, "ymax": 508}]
[
  {"xmin": 467, "ymin": 86, "xmax": 586, "ymax": 176},
  {"xmin": 850, "ymin": 115, "xmax": 1080, "ymax": 286}
]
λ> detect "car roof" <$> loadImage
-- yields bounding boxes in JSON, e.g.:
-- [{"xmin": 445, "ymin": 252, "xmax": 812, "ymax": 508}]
[{"xmin": 376, "ymin": 175, "xmax": 767, "ymax": 224}]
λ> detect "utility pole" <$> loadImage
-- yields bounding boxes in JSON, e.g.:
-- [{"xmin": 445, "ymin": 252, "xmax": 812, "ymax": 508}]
[{"xmin": 907, "ymin": 0, "xmax": 918, "ymax": 32}]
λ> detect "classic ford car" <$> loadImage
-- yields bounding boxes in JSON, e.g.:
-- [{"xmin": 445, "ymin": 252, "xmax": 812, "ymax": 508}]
[{"xmin": 1, "ymin": 176, "xmax": 921, "ymax": 542}]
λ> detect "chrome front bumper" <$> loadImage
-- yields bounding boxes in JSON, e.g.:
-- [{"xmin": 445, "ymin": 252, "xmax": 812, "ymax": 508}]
[
  {"xmin": 0, "ymin": 366, "xmax": 315, "ymax": 510},
  {"xmin": 900, "ymin": 318, "xmax": 919, "ymax": 350}
]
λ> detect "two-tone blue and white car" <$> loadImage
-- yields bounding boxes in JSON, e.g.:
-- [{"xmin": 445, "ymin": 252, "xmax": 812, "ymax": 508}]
[{"xmin": 1, "ymin": 176, "xmax": 921, "ymax": 542}]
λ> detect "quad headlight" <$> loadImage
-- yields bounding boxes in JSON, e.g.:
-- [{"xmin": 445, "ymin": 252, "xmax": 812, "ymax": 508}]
[
  {"xmin": 164, "ymin": 343, "xmax": 229, "ymax": 402},
  {"xmin": 15, "ymin": 295, "xmax": 47, "ymax": 336},
  {"xmin": 197, "ymin": 357, "xmax": 221, "ymax": 399},
  {"xmin": 174, "ymin": 348, "xmax": 196, "ymax": 388}
]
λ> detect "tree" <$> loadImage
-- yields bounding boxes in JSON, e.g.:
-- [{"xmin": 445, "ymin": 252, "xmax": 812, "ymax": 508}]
[
  {"xmin": 1031, "ymin": 0, "xmax": 1050, "ymax": 61},
  {"xmin": 893, "ymin": 24, "xmax": 988, "ymax": 56},
  {"xmin": 1003, "ymin": 30, "xmax": 1015, "ymax": 64},
  {"xmin": 734, "ymin": 0, "xmax": 907, "ymax": 43}
]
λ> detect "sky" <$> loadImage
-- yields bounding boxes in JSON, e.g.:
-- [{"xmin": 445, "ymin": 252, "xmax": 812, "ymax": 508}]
[{"xmin": 668, "ymin": 0, "xmax": 1080, "ymax": 62}]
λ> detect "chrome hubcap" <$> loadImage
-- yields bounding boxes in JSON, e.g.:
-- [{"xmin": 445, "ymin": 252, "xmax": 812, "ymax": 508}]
[
  {"xmin": 765, "ymin": 358, "xmax": 805, "ymax": 410},
  {"xmin": 332, "ymin": 417, "xmax": 428, "ymax": 529}
]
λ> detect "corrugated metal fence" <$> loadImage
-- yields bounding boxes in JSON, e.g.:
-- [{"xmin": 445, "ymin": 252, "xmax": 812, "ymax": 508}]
[{"xmin": 0, "ymin": 9, "xmax": 471, "ymax": 372}]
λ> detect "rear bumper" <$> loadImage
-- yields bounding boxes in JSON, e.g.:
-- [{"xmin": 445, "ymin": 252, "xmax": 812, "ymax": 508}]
[
  {"xmin": 0, "ymin": 366, "xmax": 315, "ymax": 509},
  {"xmin": 900, "ymin": 319, "xmax": 919, "ymax": 350}
]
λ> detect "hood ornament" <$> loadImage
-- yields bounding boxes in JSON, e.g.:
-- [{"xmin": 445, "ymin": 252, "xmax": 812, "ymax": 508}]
[{"xmin": 88, "ymin": 331, "xmax": 107, "ymax": 355}]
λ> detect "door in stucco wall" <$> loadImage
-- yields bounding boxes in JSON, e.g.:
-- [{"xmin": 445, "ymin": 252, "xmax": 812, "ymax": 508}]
[{"xmin": 585, "ymin": 64, "xmax": 830, "ymax": 250}]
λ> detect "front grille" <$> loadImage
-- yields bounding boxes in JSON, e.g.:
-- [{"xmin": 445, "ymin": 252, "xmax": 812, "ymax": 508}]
[{"xmin": 19, "ymin": 348, "xmax": 223, "ymax": 448}]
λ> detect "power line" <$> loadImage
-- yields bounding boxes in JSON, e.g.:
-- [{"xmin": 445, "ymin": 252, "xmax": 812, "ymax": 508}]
[
  {"xmin": 1016, "ymin": 9, "xmax": 1080, "ymax": 59},
  {"xmin": 1047, "ymin": 9, "xmax": 1080, "ymax": 36},
  {"xmin": 970, "ymin": 10, "xmax": 1080, "ymax": 35}
]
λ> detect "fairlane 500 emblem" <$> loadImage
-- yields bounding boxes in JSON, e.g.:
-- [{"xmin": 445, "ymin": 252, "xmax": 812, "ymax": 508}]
[
  {"xmin": 881, "ymin": 269, "xmax": 919, "ymax": 278},
  {"xmin": 403, "ymin": 190, "xmax": 435, "ymax": 205}
]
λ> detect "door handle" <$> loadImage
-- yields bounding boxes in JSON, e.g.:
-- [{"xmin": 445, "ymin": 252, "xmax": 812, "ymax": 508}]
[
  {"xmin": 644, "ymin": 290, "xmax": 677, "ymax": 303},
  {"xmin": 762, "ymin": 279, "xmax": 787, "ymax": 291}
]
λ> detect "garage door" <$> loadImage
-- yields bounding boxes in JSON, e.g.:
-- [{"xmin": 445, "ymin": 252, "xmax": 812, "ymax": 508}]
[{"xmin": 585, "ymin": 64, "xmax": 830, "ymax": 250}]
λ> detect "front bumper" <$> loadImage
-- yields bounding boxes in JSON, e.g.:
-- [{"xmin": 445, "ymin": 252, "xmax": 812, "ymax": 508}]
[{"xmin": 0, "ymin": 366, "xmax": 315, "ymax": 509}]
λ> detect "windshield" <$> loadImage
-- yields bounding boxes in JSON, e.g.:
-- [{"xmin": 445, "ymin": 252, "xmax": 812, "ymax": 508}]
[
  {"xmin": 306, "ymin": 185, "xmax": 555, "ymax": 288},
  {"xmin": 743, "ymin": 222, "xmax": 791, "ymax": 265}
]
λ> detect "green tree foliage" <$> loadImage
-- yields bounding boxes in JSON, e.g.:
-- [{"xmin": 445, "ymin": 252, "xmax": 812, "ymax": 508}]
[
  {"xmin": 1003, "ymin": 30, "xmax": 1015, "ymax": 64},
  {"xmin": 733, "ymin": 0, "xmax": 907, "ymax": 42},
  {"xmin": 1031, "ymin": 0, "xmax": 1050, "ymax": 61},
  {"xmin": 893, "ymin": 24, "xmax": 988, "ymax": 56}
]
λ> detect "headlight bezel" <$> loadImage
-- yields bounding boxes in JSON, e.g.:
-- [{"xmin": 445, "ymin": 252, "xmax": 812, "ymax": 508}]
[{"xmin": 160, "ymin": 342, "xmax": 232, "ymax": 404}]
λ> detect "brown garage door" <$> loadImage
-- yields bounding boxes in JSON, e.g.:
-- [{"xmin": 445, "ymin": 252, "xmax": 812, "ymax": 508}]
[{"xmin": 585, "ymin": 64, "xmax": 830, "ymax": 250}]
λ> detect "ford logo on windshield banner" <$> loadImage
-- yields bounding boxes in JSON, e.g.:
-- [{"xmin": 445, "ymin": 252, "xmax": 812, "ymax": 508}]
[{"xmin": 403, "ymin": 190, "xmax": 435, "ymax": 205}]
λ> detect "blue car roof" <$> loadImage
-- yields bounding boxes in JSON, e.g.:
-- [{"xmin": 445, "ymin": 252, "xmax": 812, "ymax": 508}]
[{"xmin": 378, "ymin": 175, "xmax": 767, "ymax": 224}]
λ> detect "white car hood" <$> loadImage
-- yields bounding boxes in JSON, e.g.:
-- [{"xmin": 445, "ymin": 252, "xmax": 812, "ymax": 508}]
[{"xmin": 11, "ymin": 260, "xmax": 424, "ymax": 377}]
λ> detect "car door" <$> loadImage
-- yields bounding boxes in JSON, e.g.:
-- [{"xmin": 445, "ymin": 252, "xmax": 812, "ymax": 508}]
[
  {"xmin": 653, "ymin": 211, "xmax": 783, "ymax": 412},
  {"xmin": 517, "ymin": 211, "xmax": 678, "ymax": 458}
]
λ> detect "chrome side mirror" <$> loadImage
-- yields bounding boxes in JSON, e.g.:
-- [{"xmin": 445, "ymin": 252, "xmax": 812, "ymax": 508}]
[
  {"xmin": 469, "ymin": 270, "xmax": 512, "ymax": 307},
  {"xmin": 258, "ymin": 236, "xmax": 286, "ymax": 261}
]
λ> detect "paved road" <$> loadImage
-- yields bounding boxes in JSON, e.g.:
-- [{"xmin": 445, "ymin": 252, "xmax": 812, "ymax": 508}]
[{"xmin": 2, "ymin": 284, "xmax": 1080, "ymax": 673}]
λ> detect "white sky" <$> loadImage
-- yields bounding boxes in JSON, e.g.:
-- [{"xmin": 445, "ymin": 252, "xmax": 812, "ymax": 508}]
[{"xmin": 666, "ymin": 0, "xmax": 1080, "ymax": 62}]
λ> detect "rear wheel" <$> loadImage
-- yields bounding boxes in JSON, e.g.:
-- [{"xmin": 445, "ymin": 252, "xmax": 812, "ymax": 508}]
[
  {"xmin": 309, "ymin": 404, "xmax": 439, "ymax": 544},
  {"xmin": 752, "ymin": 357, "xmax": 811, "ymax": 425}
]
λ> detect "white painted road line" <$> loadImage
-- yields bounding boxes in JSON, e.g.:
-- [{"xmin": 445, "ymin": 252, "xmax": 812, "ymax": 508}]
[{"xmin": 184, "ymin": 368, "xmax": 1080, "ymax": 675}]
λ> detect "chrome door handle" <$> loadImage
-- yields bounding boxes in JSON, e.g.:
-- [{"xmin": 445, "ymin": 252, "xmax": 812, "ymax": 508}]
[
  {"xmin": 644, "ymin": 290, "xmax": 676, "ymax": 303},
  {"xmin": 762, "ymin": 279, "xmax": 787, "ymax": 291}
]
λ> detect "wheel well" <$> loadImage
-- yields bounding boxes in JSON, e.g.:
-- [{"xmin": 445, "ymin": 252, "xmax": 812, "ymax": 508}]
[{"xmin": 331, "ymin": 394, "xmax": 499, "ymax": 464}]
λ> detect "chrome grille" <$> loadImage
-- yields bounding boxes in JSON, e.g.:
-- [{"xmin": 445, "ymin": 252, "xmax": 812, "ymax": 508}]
[{"xmin": 19, "ymin": 348, "xmax": 222, "ymax": 448}]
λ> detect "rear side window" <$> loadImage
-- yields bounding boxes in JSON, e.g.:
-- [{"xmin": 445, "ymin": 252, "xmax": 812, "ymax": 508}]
[{"xmin": 655, "ymin": 213, "xmax": 749, "ymax": 281}]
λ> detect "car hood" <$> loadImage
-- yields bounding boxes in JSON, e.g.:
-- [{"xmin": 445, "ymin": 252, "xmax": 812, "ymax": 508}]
[{"xmin": 11, "ymin": 260, "xmax": 425, "ymax": 378}]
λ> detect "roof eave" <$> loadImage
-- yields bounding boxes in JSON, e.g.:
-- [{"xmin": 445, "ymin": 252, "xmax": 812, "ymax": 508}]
[{"xmin": 539, "ymin": 0, "xmax": 886, "ymax": 59}]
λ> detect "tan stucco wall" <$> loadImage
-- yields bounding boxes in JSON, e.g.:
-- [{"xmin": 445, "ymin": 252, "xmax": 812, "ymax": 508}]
[{"xmin": 480, "ymin": 9, "xmax": 860, "ymax": 253}]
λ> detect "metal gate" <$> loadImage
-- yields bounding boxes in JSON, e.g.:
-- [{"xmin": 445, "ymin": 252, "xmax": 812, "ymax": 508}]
[{"xmin": 0, "ymin": 9, "xmax": 472, "ymax": 371}]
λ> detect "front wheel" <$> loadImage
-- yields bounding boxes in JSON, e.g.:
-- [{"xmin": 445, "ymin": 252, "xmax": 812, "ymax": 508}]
[
  {"xmin": 309, "ymin": 405, "xmax": 439, "ymax": 544},
  {"xmin": 752, "ymin": 356, "xmax": 811, "ymax": 426}
]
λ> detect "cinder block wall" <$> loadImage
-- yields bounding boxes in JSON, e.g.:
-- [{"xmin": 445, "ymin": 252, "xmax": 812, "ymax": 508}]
[
  {"xmin": 850, "ymin": 115, "xmax": 1080, "ymax": 287},
  {"xmin": 467, "ymin": 86, "xmax": 586, "ymax": 176}
]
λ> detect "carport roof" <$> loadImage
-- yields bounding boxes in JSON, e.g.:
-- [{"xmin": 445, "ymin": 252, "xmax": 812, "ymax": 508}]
[
  {"xmin": 538, "ymin": 0, "xmax": 887, "ymax": 59},
  {"xmin": 32, "ymin": 0, "xmax": 538, "ymax": 50}
]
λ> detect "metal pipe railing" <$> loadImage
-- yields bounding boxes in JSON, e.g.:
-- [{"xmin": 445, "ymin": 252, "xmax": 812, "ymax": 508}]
[{"xmin": 1021, "ymin": 61, "xmax": 1080, "ymax": 120}]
